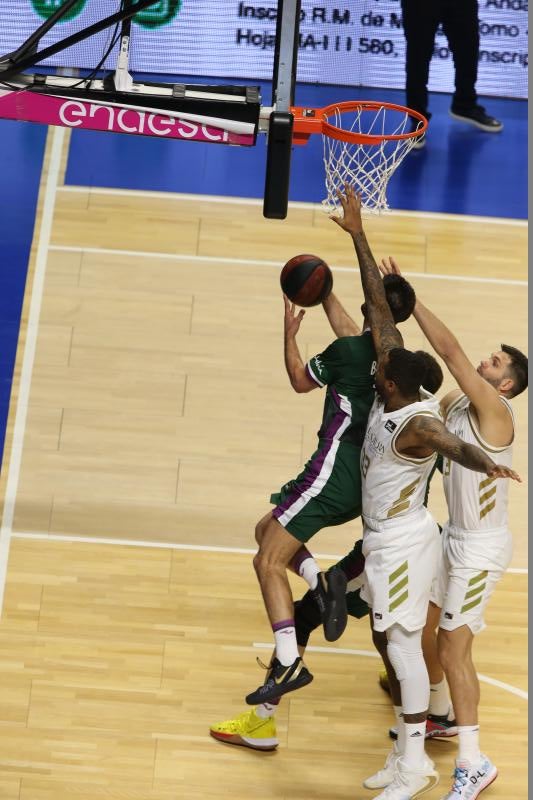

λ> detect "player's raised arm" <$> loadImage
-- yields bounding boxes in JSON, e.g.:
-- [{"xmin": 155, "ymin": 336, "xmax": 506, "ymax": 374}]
[
  {"xmin": 330, "ymin": 185, "xmax": 403, "ymax": 361},
  {"xmin": 322, "ymin": 291, "xmax": 361, "ymax": 338},
  {"xmin": 282, "ymin": 294, "xmax": 317, "ymax": 393},
  {"xmin": 379, "ymin": 256, "xmax": 517, "ymax": 442}
]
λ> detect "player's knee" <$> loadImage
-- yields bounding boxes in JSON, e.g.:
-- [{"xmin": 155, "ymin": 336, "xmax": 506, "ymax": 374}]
[
  {"xmin": 253, "ymin": 550, "xmax": 272, "ymax": 578},
  {"xmin": 253, "ymin": 549, "xmax": 284, "ymax": 581},
  {"xmin": 387, "ymin": 626, "xmax": 424, "ymax": 682},
  {"xmin": 255, "ymin": 517, "xmax": 267, "ymax": 546},
  {"xmin": 387, "ymin": 640, "xmax": 408, "ymax": 681},
  {"xmin": 437, "ymin": 629, "xmax": 457, "ymax": 672},
  {"xmin": 421, "ymin": 623, "xmax": 437, "ymax": 653}
]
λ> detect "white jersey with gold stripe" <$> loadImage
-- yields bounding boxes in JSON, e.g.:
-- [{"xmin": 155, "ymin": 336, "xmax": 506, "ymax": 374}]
[
  {"xmin": 361, "ymin": 390, "xmax": 440, "ymax": 528},
  {"xmin": 443, "ymin": 393, "xmax": 514, "ymax": 531}
]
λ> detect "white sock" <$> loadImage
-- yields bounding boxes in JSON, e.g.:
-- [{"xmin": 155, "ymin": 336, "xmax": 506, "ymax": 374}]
[
  {"xmin": 457, "ymin": 725, "xmax": 481, "ymax": 764},
  {"xmin": 256, "ymin": 701, "xmax": 278, "ymax": 719},
  {"xmin": 429, "ymin": 678, "xmax": 451, "ymax": 717},
  {"xmin": 393, "ymin": 705, "xmax": 406, "ymax": 754},
  {"xmin": 403, "ymin": 720, "xmax": 427, "ymax": 769},
  {"xmin": 273, "ymin": 621, "xmax": 299, "ymax": 666},
  {"xmin": 292, "ymin": 549, "xmax": 320, "ymax": 590}
]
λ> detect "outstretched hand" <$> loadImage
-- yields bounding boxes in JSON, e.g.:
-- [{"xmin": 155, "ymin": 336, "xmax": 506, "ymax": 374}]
[
  {"xmin": 330, "ymin": 184, "xmax": 363, "ymax": 235},
  {"xmin": 487, "ymin": 464, "xmax": 522, "ymax": 482},
  {"xmin": 283, "ymin": 294, "xmax": 305, "ymax": 337},
  {"xmin": 379, "ymin": 256, "xmax": 403, "ymax": 278}
]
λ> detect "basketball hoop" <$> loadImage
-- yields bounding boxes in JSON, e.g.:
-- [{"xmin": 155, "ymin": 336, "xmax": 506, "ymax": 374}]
[{"xmin": 291, "ymin": 101, "xmax": 427, "ymax": 214}]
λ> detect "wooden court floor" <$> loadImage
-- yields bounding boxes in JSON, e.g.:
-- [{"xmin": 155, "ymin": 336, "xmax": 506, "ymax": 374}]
[{"xmin": 0, "ymin": 127, "xmax": 527, "ymax": 799}]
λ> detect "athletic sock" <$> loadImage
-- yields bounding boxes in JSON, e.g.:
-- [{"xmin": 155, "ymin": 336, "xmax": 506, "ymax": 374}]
[
  {"xmin": 403, "ymin": 720, "xmax": 427, "ymax": 769},
  {"xmin": 272, "ymin": 619, "xmax": 299, "ymax": 665},
  {"xmin": 291, "ymin": 547, "xmax": 320, "ymax": 590},
  {"xmin": 256, "ymin": 700, "xmax": 279, "ymax": 719},
  {"xmin": 393, "ymin": 705, "xmax": 406, "ymax": 755},
  {"xmin": 429, "ymin": 678, "xmax": 451, "ymax": 717},
  {"xmin": 457, "ymin": 725, "xmax": 481, "ymax": 764}
]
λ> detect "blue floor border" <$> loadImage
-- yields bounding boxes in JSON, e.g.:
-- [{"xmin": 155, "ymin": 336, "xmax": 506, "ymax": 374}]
[{"xmin": 0, "ymin": 120, "xmax": 47, "ymax": 470}]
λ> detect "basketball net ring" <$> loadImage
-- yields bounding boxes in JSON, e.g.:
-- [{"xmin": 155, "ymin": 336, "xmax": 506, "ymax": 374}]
[{"xmin": 291, "ymin": 101, "xmax": 428, "ymax": 214}]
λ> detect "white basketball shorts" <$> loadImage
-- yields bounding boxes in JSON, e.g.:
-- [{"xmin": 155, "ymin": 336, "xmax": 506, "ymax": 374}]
[
  {"xmin": 431, "ymin": 522, "xmax": 513, "ymax": 635},
  {"xmin": 361, "ymin": 508, "xmax": 440, "ymax": 633}
]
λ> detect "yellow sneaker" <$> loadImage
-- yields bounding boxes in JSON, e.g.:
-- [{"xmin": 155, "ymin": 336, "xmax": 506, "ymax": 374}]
[
  {"xmin": 210, "ymin": 708, "xmax": 279, "ymax": 751},
  {"xmin": 379, "ymin": 668, "xmax": 390, "ymax": 694}
]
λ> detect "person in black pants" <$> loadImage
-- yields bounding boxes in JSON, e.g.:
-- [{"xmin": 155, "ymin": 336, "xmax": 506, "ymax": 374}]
[{"xmin": 402, "ymin": 0, "xmax": 503, "ymax": 148}]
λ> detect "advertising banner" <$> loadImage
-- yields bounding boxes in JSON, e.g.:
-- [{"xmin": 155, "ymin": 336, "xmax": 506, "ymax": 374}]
[{"xmin": 0, "ymin": 1, "xmax": 527, "ymax": 99}]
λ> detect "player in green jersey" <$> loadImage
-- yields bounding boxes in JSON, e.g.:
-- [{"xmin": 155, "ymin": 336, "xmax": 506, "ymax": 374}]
[
  {"xmin": 245, "ymin": 271, "xmax": 417, "ymax": 706},
  {"xmin": 210, "ymin": 355, "xmax": 445, "ymax": 751}
]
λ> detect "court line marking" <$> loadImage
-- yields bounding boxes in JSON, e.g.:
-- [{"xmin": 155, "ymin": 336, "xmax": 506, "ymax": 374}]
[
  {"xmin": 10, "ymin": 532, "xmax": 528, "ymax": 574},
  {"xmin": 56, "ymin": 186, "xmax": 527, "ymax": 227},
  {"xmin": 0, "ymin": 126, "xmax": 65, "ymax": 617},
  {"xmin": 9, "ymin": 533, "xmax": 529, "ymax": 698},
  {"xmin": 253, "ymin": 642, "xmax": 528, "ymax": 701},
  {"xmin": 9, "ymin": 530, "xmax": 528, "ymax": 699},
  {"xmin": 49, "ymin": 245, "xmax": 527, "ymax": 288}
]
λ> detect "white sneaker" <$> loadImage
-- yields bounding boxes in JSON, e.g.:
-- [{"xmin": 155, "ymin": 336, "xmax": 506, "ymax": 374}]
[
  {"xmin": 363, "ymin": 746, "xmax": 400, "ymax": 789},
  {"xmin": 440, "ymin": 755, "xmax": 498, "ymax": 799},
  {"xmin": 372, "ymin": 756, "xmax": 439, "ymax": 799}
]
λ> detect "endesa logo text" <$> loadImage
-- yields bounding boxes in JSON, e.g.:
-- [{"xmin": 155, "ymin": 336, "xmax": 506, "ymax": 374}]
[{"xmin": 58, "ymin": 99, "xmax": 230, "ymax": 142}]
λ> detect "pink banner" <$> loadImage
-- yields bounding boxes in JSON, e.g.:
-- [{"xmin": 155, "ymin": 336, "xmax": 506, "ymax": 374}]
[{"xmin": 0, "ymin": 90, "xmax": 255, "ymax": 146}]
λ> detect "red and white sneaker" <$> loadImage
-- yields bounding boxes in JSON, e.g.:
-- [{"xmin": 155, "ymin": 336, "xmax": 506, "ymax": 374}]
[
  {"xmin": 389, "ymin": 710, "xmax": 457, "ymax": 741},
  {"xmin": 426, "ymin": 712, "xmax": 458, "ymax": 739}
]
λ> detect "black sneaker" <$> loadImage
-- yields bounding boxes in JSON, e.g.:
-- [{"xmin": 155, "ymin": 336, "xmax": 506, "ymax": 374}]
[
  {"xmin": 449, "ymin": 105, "xmax": 503, "ymax": 132},
  {"xmin": 409, "ymin": 118, "xmax": 426, "ymax": 150},
  {"xmin": 312, "ymin": 567, "xmax": 348, "ymax": 642},
  {"xmin": 245, "ymin": 656, "xmax": 313, "ymax": 705}
]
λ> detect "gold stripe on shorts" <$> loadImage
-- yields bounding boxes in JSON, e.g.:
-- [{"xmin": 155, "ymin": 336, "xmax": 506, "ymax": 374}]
[
  {"xmin": 389, "ymin": 590, "xmax": 409, "ymax": 612},
  {"xmin": 389, "ymin": 561, "xmax": 409, "ymax": 611},
  {"xmin": 389, "ymin": 561, "xmax": 408, "ymax": 584},
  {"xmin": 468, "ymin": 570, "xmax": 488, "ymax": 586},
  {"xmin": 461, "ymin": 595, "xmax": 483, "ymax": 613},
  {"xmin": 464, "ymin": 582, "xmax": 486, "ymax": 601}
]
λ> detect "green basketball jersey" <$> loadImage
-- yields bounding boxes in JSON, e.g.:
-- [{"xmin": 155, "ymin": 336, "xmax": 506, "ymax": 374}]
[{"xmin": 306, "ymin": 332, "xmax": 377, "ymax": 446}]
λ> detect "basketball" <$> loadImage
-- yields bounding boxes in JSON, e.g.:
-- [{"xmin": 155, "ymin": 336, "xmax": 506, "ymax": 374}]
[{"xmin": 280, "ymin": 254, "xmax": 333, "ymax": 307}]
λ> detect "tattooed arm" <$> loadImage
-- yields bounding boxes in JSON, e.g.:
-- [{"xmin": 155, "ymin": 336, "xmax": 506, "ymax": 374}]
[
  {"xmin": 397, "ymin": 415, "xmax": 521, "ymax": 480},
  {"xmin": 330, "ymin": 185, "xmax": 403, "ymax": 360}
]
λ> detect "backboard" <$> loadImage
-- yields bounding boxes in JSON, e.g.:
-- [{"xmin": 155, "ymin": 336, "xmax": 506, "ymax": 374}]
[
  {"xmin": 0, "ymin": 0, "xmax": 300, "ymax": 219},
  {"xmin": 263, "ymin": 0, "xmax": 301, "ymax": 220}
]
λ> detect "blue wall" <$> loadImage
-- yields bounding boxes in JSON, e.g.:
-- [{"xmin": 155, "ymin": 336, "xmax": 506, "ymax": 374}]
[{"xmin": 0, "ymin": 120, "xmax": 47, "ymax": 468}]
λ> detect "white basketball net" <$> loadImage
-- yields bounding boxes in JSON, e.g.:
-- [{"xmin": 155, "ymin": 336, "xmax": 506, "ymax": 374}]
[{"xmin": 321, "ymin": 105, "xmax": 421, "ymax": 214}]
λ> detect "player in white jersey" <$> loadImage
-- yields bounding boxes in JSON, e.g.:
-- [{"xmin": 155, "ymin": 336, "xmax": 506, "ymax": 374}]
[
  {"xmin": 332, "ymin": 186, "xmax": 520, "ymax": 800},
  {"xmin": 379, "ymin": 257, "xmax": 527, "ymax": 800}
]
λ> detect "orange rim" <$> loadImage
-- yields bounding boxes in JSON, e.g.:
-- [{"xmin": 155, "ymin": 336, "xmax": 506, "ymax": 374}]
[{"xmin": 291, "ymin": 100, "xmax": 428, "ymax": 145}]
